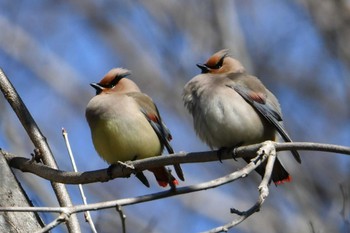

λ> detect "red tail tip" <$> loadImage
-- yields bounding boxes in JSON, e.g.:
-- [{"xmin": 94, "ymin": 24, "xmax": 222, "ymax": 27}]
[
  {"xmin": 173, "ymin": 179, "xmax": 179, "ymax": 185},
  {"xmin": 157, "ymin": 179, "xmax": 179, "ymax": 187},
  {"xmin": 274, "ymin": 175, "xmax": 292, "ymax": 185},
  {"xmin": 157, "ymin": 181, "xmax": 169, "ymax": 187}
]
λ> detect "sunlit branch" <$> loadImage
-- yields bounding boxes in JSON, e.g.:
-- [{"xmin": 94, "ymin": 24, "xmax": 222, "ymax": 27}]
[
  {"xmin": 2, "ymin": 141, "xmax": 350, "ymax": 185},
  {"xmin": 2, "ymin": 141, "xmax": 350, "ymax": 232},
  {"xmin": 0, "ymin": 145, "xmax": 269, "ymax": 215}
]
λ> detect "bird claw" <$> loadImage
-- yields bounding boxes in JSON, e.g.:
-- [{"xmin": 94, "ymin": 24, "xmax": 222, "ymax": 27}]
[
  {"xmin": 217, "ymin": 148, "xmax": 226, "ymax": 163},
  {"xmin": 217, "ymin": 146, "xmax": 239, "ymax": 162},
  {"xmin": 231, "ymin": 142, "xmax": 243, "ymax": 161},
  {"xmin": 232, "ymin": 147, "xmax": 238, "ymax": 161},
  {"xmin": 29, "ymin": 148, "xmax": 43, "ymax": 163}
]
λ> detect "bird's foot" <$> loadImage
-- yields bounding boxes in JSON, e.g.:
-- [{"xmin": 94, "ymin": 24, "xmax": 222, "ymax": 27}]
[
  {"xmin": 231, "ymin": 142, "xmax": 244, "ymax": 161},
  {"xmin": 29, "ymin": 148, "xmax": 43, "ymax": 163},
  {"xmin": 217, "ymin": 147, "xmax": 227, "ymax": 163},
  {"xmin": 218, "ymin": 142, "xmax": 243, "ymax": 162}
]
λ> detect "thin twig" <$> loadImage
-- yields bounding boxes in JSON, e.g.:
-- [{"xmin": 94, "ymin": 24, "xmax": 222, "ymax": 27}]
[
  {"xmin": 0, "ymin": 68, "xmax": 80, "ymax": 232},
  {"xmin": 62, "ymin": 128, "xmax": 97, "ymax": 233},
  {"xmin": 203, "ymin": 141, "xmax": 276, "ymax": 233},
  {"xmin": 116, "ymin": 205, "xmax": 127, "ymax": 233},
  {"xmin": 35, "ymin": 213, "xmax": 70, "ymax": 233}
]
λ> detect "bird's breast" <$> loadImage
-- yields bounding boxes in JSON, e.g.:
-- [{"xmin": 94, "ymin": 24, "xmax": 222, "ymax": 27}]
[
  {"xmin": 190, "ymin": 86, "xmax": 275, "ymax": 148},
  {"xmin": 86, "ymin": 95, "xmax": 162, "ymax": 163}
]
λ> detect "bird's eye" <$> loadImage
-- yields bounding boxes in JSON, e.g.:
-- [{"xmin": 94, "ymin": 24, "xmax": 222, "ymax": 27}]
[
  {"xmin": 108, "ymin": 74, "xmax": 127, "ymax": 88},
  {"xmin": 107, "ymin": 83, "xmax": 116, "ymax": 88},
  {"xmin": 213, "ymin": 56, "xmax": 225, "ymax": 69},
  {"xmin": 207, "ymin": 55, "xmax": 225, "ymax": 70},
  {"xmin": 99, "ymin": 83, "xmax": 114, "ymax": 89}
]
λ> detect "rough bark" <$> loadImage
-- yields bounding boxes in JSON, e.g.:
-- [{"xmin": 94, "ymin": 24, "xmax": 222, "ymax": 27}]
[{"xmin": 0, "ymin": 154, "xmax": 44, "ymax": 232}]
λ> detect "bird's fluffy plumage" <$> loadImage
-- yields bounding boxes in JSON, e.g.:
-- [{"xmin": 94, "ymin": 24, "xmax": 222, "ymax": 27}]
[
  {"xmin": 86, "ymin": 68, "xmax": 183, "ymax": 187},
  {"xmin": 183, "ymin": 49, "xmax": 300, "ymax": 184}
]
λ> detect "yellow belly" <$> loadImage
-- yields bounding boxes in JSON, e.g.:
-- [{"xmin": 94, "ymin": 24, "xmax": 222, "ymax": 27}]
[{"xmin": 91, "ymin": 118, "xmax": 162, "ymax": 164}]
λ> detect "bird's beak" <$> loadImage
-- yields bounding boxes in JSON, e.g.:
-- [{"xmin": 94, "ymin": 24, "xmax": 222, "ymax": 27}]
[
  {"xmin": 196, "ymin": 63, "xmax": 210, "ymax": 74},
  {"xmin": 90, "ymin": 82, "xmax": 103, "ymax": 95}
]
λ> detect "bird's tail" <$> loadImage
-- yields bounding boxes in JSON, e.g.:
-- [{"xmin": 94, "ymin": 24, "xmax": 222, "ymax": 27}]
[
  {"xmin": 243, "ymin": 157, "xmax": 291, "ymax": 185},
  {"xmin": 149, "ymin": 167, "xmax": 179, "ymax": 187}
]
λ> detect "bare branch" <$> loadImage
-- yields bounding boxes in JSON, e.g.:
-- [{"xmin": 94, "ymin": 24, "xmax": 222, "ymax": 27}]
[
  {"xmin": 203, "ymin": 141, "xmax": 276, "ymax": 233},
  {"xmin": 35, "ymin": 213, "xmax": 70, "ymax": 233},
  {"xmin": 62, "ymin": 128, "xmax": 97, "ymax": 233},
  {"xmin": 2, "ymin": 141, "xmax": 350, "ymax": 185},
  {"xmin": 0, "ymin": 146, "xmax": 268, "ymax": 215},
  {"xmin": 274, "ymin": 142, "xmax": 350, "ymax": 156},
  {"xmin": 1, "ymin": 141, "xmax": 350, "ymax": 232},
  {"xmin": 116, "ymin": 205, "xmax": 127, "ymax": 233},
  {"xmin": 0, "ymin": 68, "xmax": 81, "ymax": 232}
]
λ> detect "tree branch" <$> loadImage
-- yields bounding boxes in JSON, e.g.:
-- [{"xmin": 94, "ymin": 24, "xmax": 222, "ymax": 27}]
[
  {"xmin": 62, "ymin": 128, "xmax": 97, "ymax": 233},
  {"xmin": 0, "ymin": 145, "xmax": 269, "ymax": 232},
  {"xmin": 2, "ymin": 141, "xmax": 350, "ymax": 185},
  {"xmin": 1, "ymin": 141, "xmax": 350, "ymax": 232},
  {"xmin": 0, "ymin": 68, "xmax": 81, "ymax": 232},
  {"xmin": 204, "ymin": 141, "xmax": 276, "ymax": 233},
  {"xmin": 0, "ymin": 146, "xmax": 268, "ymax": 214},
  {"xmin": 36, "ymin": 213, "xmax": 70, "ymax": 233}
]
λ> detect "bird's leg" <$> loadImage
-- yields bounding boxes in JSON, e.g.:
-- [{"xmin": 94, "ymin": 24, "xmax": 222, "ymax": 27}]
[
  {"xmin": 217, "ymin": 142, "xmax": 244, "ymax": 162},
  {"xmin": 217, "ymin": 147, "xmax": 228, "ymax": 163},
  {"xmin": 231, "ymin": 141, "xmax": 244, "ymax": 161},
  {"xmin": 29, "ymin": 148, "xmax": 43, "ymax": 163}
]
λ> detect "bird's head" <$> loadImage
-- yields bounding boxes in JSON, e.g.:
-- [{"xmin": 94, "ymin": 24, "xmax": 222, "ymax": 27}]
[
  {"xmin": 196, "ymin": 49, "xmax": 245, "ymax": 75},
  {"xmin": 90, "ymin": 68, "xmax": 140, "ymax": 95}
]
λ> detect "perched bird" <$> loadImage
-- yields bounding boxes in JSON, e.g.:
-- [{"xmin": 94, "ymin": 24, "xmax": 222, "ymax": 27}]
[
  {"xmin": 86, "ymin": 68, "xmax": 184, "ymax": 187},
  {"xmin": 183, "ymin": 49, "xmax": 301, "ymax": 184}
]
